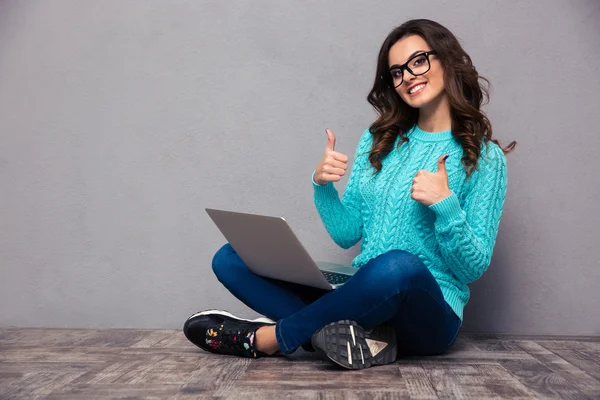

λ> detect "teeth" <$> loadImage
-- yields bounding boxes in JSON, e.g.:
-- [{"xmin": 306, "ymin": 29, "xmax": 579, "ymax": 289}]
[{"xmin": 409, "ymin": 83, "xmax": 426, "ymax": 94}]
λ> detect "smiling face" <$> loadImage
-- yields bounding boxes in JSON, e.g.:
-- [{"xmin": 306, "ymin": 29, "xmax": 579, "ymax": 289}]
[{"xmin": 388, "ymin": 34, "xmax": 446, "ymax": 109}]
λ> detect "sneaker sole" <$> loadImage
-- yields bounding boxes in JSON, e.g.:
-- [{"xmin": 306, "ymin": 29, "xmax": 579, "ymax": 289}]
[
  {"xmin": 311, "ymin": 320, "xmax": 397, "ymax": 370},
  {"xmin": 185, "ymin": 309, "xmax": 276, "ymax": 325}
]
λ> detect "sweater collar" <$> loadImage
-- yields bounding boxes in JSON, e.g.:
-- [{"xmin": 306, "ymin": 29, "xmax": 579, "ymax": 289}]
[{"xmin": 407, "ymin": 124, "xmax": 454, "ymax": 142}]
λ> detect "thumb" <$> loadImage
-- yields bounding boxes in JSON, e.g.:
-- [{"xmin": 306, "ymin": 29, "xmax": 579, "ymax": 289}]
[
  {"xmin": 325, "ymin": 129, "xmax": 336, "ymax": 151},
  {"xmin": 437, "ymin": 154, "xmax": 449, "ymax": 174}
]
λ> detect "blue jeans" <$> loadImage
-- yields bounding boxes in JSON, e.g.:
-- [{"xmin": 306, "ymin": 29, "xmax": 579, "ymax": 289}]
[{"xmin": 212, "ymin": 243, "xmax": 461, "ymax": 355}]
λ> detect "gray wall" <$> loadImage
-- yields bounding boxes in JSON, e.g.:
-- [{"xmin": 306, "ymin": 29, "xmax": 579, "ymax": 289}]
[{"xmin": 1, "ymin": 0, "xmax": 599, "ymax": 335}]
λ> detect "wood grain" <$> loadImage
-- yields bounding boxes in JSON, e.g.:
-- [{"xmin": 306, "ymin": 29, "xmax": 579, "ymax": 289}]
[{"xmin": 0, "ymin": 328, "xmax": 598, "ymax": 399}]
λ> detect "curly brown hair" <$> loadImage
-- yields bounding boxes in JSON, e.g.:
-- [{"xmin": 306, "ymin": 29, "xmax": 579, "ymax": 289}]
[{"xmin": 366, "ymin": 19, "xmax": 516, "ymax": 179}]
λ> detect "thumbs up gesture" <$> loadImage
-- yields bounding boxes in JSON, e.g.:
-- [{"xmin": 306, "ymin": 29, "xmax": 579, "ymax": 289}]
[
  {"xmin": 314, "ymin": 129, "xmax": 349, "ymax": 185},
  {"xmin": 411, "ymin": 154, "xmax": 452, "ymax": 206}
]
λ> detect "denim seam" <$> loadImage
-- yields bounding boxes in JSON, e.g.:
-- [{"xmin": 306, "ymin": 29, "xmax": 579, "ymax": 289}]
[
  {"xmin": 443, "ymin": 323, "xmax": 461, "ymax": 351},
  {"xmin": 275, "ymin": 320, "xmax": 291, "ymax": 353},
  {"xmin": 409, "ymin": 285, "xmax": 462, "ymax": 350},
  {"xmin": 353, "ymin": 288, "xmax": 406, "ymax": 324},
  {"xmin": 410, "ymin": 283, "xmax": 456, "ymax": 315}
]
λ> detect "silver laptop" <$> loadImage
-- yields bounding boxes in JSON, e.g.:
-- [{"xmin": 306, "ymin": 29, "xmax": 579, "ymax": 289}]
[{"xmin": 205, "ymin": 208, "xmax": 357, "ymax": 290}]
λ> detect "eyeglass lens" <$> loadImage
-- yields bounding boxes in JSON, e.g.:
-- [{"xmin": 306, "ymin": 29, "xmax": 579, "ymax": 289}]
[{"xmin": 390, "ymin": 54, "xmax": 431, "ymax": 88}]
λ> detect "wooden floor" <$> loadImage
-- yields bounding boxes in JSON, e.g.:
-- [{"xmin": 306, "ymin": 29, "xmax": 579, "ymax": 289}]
[{"xmin": 0, "ymin": 328, "xmax": 598, "ymax": 399}]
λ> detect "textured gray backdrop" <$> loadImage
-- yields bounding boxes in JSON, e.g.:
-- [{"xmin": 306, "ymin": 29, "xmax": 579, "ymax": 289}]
[{"xmin": 1, "ymin": 1, "xmax": 599, "ymax": 335}]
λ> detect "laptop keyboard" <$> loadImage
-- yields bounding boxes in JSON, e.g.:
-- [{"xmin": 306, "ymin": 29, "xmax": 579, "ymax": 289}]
[{"xmin": 321, "ymin": 270, "xmax": 352, "ymax": 285}]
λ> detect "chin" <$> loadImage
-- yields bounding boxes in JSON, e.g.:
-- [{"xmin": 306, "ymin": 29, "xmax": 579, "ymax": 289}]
[
  {"xmin": 407, "ymin": 96, "xmax": 432, "ymax": 109},
  {"xmin": 401, "ymin": 94, "xmax": 433, "ymax": 109}
]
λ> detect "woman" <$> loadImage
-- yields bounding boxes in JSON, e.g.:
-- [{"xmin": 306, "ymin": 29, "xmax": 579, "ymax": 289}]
[{"xmin": 183, "ymin": 18, "xmax": 516, "ymax": 370}]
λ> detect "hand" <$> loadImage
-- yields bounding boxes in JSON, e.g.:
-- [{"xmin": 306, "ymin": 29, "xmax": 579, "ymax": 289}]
[
  {"xmin": 314, "ymin": 129, "xmax": 349, "ymax": 185},
  {"xmin": 411, "ymin": 154, "xmax": 452, "ymax": 206}
]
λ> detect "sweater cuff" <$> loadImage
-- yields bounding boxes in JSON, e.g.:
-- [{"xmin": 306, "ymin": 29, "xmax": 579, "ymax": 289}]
[
  {"xmin": 428, "ymin": 191, "xmax": 464, "ymax": 227},
  {"xmin": 312, "ymin": 170, "xmax": 338, "ymax": 198},
  {"xmin": 311, "ymin": 170, "xmax": 322, "ymax": 186}
]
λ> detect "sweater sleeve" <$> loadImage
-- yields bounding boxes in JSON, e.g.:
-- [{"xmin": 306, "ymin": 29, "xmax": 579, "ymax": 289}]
[
  {"xmin": 428, "ymin": 143, "xmax": 508, "ymax": 283},
  {"xmin": 312, "ymin": 128, "xmax": 372, "ymax": 249}
]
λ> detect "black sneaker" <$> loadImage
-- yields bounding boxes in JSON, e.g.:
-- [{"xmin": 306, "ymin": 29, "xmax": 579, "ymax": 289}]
[
  {"xmin": 183, "ymin": 310, "xmax": 276, "ymax": 358},
  {"xmin": 311, "ymin": 320, "xmax": 397, "ymax": 370}
]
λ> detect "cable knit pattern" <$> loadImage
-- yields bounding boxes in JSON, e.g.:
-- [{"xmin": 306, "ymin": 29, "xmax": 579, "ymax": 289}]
[{"xmin": 312, "ymin": 125, "xmax": 508, "ymax": 321}]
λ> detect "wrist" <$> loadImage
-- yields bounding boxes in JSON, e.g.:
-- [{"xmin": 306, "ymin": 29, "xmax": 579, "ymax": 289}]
[
  {"xmin": 312, "ymin": 170, "xmax": 325, "ymax": 186},
  {"xmin": 440, "ymin": 189, "xmax": 452, "ymax": 200}
]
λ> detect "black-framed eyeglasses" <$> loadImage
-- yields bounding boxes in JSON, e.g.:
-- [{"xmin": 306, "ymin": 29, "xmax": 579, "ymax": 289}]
[{"xmin": 380, "ymin": 50, "xmax": 437, "ymax": 88}]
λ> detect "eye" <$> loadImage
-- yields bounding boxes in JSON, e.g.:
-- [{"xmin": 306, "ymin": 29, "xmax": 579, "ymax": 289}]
[{"xmin": 411, "ymin": 56, "xmax": 427, "ymax": 67}]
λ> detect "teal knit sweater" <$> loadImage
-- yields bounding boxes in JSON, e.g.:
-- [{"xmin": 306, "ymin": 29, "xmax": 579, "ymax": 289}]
[{"xmin": 312, "ymin": 124, "xmax": 508, "ymax": 321}]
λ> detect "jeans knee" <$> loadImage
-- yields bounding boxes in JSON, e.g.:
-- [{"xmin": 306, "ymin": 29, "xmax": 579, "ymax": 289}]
[
  {"xmin": 363, "ymin": 250, "xmax": 431, "ymax": 289},
  {"xmin": 211, "ymin": 243, "xmax": 235, "ymax": 280}
]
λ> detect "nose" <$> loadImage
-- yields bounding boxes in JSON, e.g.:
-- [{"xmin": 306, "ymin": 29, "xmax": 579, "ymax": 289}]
[{"xmin": 403, "ymin": 72, "xmax": 417, "ymax": 87}]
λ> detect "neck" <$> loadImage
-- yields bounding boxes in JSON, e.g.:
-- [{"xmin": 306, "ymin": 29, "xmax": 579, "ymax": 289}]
[{"xmin": 417, "ymin": 93, "xmax": 452, "ymax": 132}]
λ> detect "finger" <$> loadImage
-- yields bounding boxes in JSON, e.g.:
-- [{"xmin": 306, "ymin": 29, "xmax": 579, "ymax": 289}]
[
  {"xmin": 321, "ymin": 173, "xmax": 342, "ymax": 182},
  {"xmin": 327, "ymin": 158, "xmax": 348, "ymax": 170},
  {"xmin": 437, "ymin": 154, "xmax": 449, "ymax": 174},
  {"xmin": 325, "ymin": 129, "xmax": 336, "ymax": 151},
  {"xmin": 323, "ymin": 165, "xmax": 346, "ymax": 176},
  {"xmin": 329, "ymin": 151, "xmax": 349, "ymax": 163}
]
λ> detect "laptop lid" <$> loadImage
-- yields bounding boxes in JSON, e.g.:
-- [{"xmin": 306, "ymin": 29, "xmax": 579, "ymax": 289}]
[{"xmin": 205, "ymin": 208, "xmax": 333, "ymax": 289}]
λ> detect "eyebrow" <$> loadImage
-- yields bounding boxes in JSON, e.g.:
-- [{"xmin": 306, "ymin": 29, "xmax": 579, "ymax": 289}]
[{"xmin": 389, "ymin": 49, "xmax": 427, "ymax": 70}]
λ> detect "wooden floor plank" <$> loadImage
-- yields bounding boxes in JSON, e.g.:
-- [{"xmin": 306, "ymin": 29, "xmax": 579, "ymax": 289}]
[
  {"xmin": 421, "ymin": 362, "xmax": 538, "ymax": 399},
  {"xmin": 43, "ymin": 383, "xmax": 184, "ymax": 400},
  {"xmin": 396, "ymin": 364, "xmax": 438, "ymax": 399},
  {"xmin": 180, "ymin": 354, "xmax": 252, "ymax": 397},
  {"xmin": 495, "ymin": 340, "xmax": 599, "ymax": 399},
  {"xmin": 0, "ymin": 328, "xmax": 598, "ymax": 399}
]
